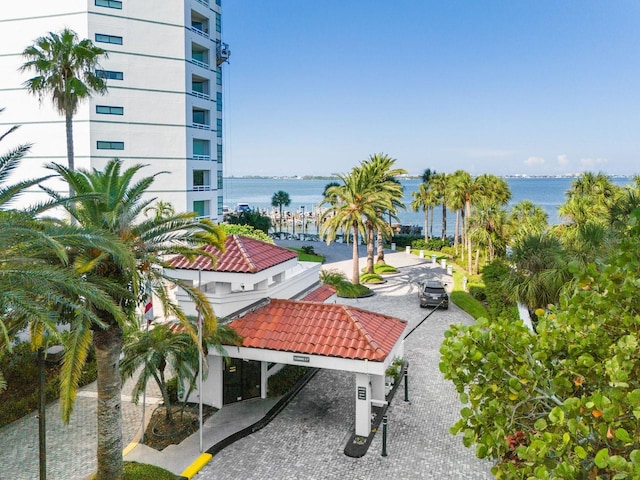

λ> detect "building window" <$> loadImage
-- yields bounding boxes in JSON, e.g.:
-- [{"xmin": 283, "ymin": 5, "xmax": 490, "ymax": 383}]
[
  {"xmin": 193, "ymin": 170, "xmax": 211, "ymax": 191},
  {"xmin": 216, "ymin": 118, "xmax": 222, "ymax": 138},
  {"xmin": 96, "ymin": 70, "xmax": 123, "ymax": 80},
  {"xmin": 216, "ymin": 92, "xmax": 222, "ymax": 112},
  {"xmin": 216, "ymin": 67, "xmax": 222, "ymax": 86},
  {"xmin": 217, "ymin": 170, "xmax": 223, "ymax": 189},
  {"xmin": 216, "ymin": 0, "xmax": 221, "ymax": 6},
  {"xmin": 217, "ymin": 143, "xmax": 223, "ymax": 163},
  {"xmin": 95, "ymin": 0, "xmax": 122, "ymax": 9},
  {"xmin": 96, "ymin": 105, "xmax": 124, "ymax": 115},
  {"xmin": 193, "ymin": 108, "xmax": 209, "ymax": 127},
  {"xmin": 215, "ymin": 12, "xmax": 221, "ymax": 33},
  {"xmin": 193, "ymin": 200, "xmax": 209, "ymax": 218},
  {"xmin": 97, "ymin": 141, "xmax": 124, "ymax": 150},
  {"xmin": 192, "ymin": 76, "xmax": 209, "ymax": 97},
  {"xmin": 95, "ymin": 34, "xmax": 123, "ymax": 45},
  {"xmin": 218, "ymin": 195, "xmax": 224, "ymax": 215},
  {"xmin": 193, "ymin": 139, "xmax": 210, "ymax": 160}
]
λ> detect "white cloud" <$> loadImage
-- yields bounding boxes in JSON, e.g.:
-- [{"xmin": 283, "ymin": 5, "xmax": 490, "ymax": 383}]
[
  {"xmin": 557, "ymin": 154, "xmax": 569, "ymax": 166},
  {"xmin": 579, "ymin": 157, "xmax": 608, "ymax": 170},
  {"xmin": 524, "ymin": 156, "xmax": 545, "ymax": 167}
]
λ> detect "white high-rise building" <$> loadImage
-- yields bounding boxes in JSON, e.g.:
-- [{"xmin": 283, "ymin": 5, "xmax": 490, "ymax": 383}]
[{"xmin": 0, "ymin": 0, "xmax": 229, "ymax": 219}]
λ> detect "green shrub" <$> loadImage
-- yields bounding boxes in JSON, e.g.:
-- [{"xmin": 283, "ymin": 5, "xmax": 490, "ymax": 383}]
[
  {"xmin": 320, "ymin": 269, "xmax": 347, "ymax": 287},
  {"xmin": 87, "ymin": 461, "xmax": 180, "ymax": 479},
  {"xmin": 468, "ymin": 285, "xmax": 486, "ymax": 301},
  {"xmin": 166, "ymin": 376, "xmax": 178, "ymax": 404},
  {"xmin": 300, "ymin": 245, "xmax": 315, "ymax": 255},
  {"xmin": 336, "ymin": 282, "xmax": 374, "ymax": 298},
  {"xmin": 360, "ymin": 273, "xmax": 383, "ymax": 284},
  {"xmin": 411, "ymin": 238, "xmax": 450, "ymax": 251},
  {"xmin": 267, "ymin": 365, "xmax": 308, "ymax": 397},
  {"xmin": 390, "ymin": 234, "xmax": 422, "ymax": 248}
]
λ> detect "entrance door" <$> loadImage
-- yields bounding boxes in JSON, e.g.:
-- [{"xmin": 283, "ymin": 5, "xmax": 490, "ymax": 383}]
[{"xmin": 223, "ymin": 358, "xmax": 261, "ymax": 405}]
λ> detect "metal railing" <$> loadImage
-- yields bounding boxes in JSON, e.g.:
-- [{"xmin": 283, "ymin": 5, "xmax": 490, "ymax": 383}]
[
  {"xmin": 191, "ymin": 90, "xmax": 211, "ymax": 100},
  {"xmin": 193, "ymin": 185, "xmax": 211, "ymax": 191},
  {"xmin": 192, "ymin": 122, "xmax": 210, "ymax": 130},
  {"xmin": 192, "ymin": 154, "xmax": 211, "ymax": 161}
]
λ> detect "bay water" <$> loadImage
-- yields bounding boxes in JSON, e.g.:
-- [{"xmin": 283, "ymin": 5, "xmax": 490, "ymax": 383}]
[{"xmin": 223, "ymin": 177, "xmax": 632, "ymax": 236}]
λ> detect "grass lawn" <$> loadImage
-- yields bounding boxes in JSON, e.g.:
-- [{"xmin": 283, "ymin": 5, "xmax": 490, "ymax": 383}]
[
  {"xmin": 288, "ymin": 247, "xmax": 324, "ymax": 262},
  {"xmin": 87, "ymin": 461, "xmax": 180, "ymax": 479}
]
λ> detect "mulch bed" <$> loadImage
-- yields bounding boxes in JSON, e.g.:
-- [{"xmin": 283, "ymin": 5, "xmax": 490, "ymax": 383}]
[{"xmin": 143, "ymin": 403, "xmax": 218, "ymax": 451}]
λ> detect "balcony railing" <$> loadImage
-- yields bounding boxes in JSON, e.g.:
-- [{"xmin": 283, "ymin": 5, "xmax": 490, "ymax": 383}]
[
  {"xmin": 191, "ymin": 90, "xmax": 210, "ymax": 100},
  {"xmin": 193, "ymin": 185, "xmax": 211, "ymax": 192},
  {"xmin": 192, "ymin": 122, "xmax": 210, "ymax": 130},
  {"xmin": 192, "ymin": 154, "xmax": 211, "ymax": 161},
  {"xmin": 194, "ymin": 0, "xmax": 209, "ymax": 7},
  {"xmin": 194, "ymin": 214, "xmax": 211, "ymax": 221},
  {"xmin": 191, "ymin": 26, "xmax": 209, "ymax": 39},
  {"xmin": 191, "ymin": 58, "xmax": 210, "ymax": 69}
]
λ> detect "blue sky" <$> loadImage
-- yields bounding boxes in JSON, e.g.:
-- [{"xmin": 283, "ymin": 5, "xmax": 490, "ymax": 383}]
[{"xmin": 222, "ymin": 1, "xmax": 639, "ymax": 177}]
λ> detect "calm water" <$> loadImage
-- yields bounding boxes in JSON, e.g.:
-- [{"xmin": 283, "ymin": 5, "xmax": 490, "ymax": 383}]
[{"xmin": 222, "ymin": 177, "xmax": 632, "ymax": 235}]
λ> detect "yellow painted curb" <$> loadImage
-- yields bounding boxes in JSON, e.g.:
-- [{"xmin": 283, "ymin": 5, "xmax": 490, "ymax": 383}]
[
  {"xmin": 181, "ymin": 453, "xmax": 213, "ymax": 479},
  {"xmin": 122, "ymin": 442, "xmax": 138, "ymax": 457}
]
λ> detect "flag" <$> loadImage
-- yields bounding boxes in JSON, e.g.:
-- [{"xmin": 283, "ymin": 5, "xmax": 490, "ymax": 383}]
[{"xmin": 144, "ymin": 290, "xmax": 154, "ymax": 325}]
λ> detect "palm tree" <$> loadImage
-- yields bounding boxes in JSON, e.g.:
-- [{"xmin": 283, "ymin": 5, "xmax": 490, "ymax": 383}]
[
  {"xmin": 44, "ymin": 159, "xmax": 225, "ymax": 479},
  {"xmin": 271, "ymin": 190, "xmax": 291, "ymax": 233},
  {"xmin": 508, "ymin": 200, "xmax": 548, "ymax": 244},
  {"xmin": 502, "ymin": 233, "xmax": 569, "ymax": 312},
  {"xmin": 320, "ymin": 168, "xmax": 390, "ymax": 284},
  {"xmin": 359, "ymin": 154, "xmax": 406, "ymax": 268},
  {"xmin": 120, "ymin": 320, "xmax": 241, "ymax": 424},
  {"xmin": 143, "ymin": 200, "xmax": 175, "ymax": 221},
  {"xmin": 430, "ymin": 172, "xmax": 449, "ymax": 240},
  {"xmin": 20, "ymin": 28, "xmax": 108, "ymax": 173},
  {"xmin": 411, "ymin": 182, "xmax": 435, "ymax": 242},
  {"xmin": 446, "ymin": 171, "xmax": 466, "ymax": 252}
]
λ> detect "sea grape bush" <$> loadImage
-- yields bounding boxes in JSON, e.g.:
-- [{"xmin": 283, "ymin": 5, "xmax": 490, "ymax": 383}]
[{"xmin": 440, "ymin": 211, "xmax": 640, "ymax": 478}]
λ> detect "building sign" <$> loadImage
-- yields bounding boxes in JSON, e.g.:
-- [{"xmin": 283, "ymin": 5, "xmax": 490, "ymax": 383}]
[
  {"xmin": 357, "ymin": 387, "xmax": 367, "ymax": 401},
  {"xmin": 293, "ymin": 355, "xmax": 310, "ymax": 363}
]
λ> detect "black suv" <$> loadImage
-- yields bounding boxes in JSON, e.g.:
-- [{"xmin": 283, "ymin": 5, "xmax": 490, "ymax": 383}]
[{"xmin": 419, "ymin": 280, "xmax": 449, "ymax": 309}]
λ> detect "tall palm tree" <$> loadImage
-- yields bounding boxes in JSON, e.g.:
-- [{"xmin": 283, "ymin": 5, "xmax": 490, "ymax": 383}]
[
  {"xmin": 44, "ymin": 159, "xmax": 225, "ymax": 479},
  {"xmin": 320, "ymin": 167, "xmax": 390, "ymax": 284},
  {"xmin": 411, "ymin": 181, "xmax": 438, "ymax": 242},
  {"xmin": 430, "ymin": 172, "xmax": 449, "ymax": 240},
  {"xmin": 271, "ymin": 190, "xmax": 291, "ymax": 233},
  {"xmin": 20, "ymin": 28, "xmax": 108, "ymax": 173},
  {"xmin": 359, "ymin": 154, "xmax": 406, "ymax": 267},
  {"xmin": 446, "ymin": 171, "xmax": 466, "ymax": 252}
]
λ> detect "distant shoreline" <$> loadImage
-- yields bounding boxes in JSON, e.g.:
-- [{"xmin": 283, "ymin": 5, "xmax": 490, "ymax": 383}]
[{"xmin": 224, "ymin": 174, "xmax": 635, "ymax": 181}]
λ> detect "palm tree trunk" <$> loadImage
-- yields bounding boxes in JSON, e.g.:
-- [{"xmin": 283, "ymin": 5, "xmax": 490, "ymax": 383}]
[
  {"xmin": 366, "ymin": 224, "xmax": 374, "ymax": 274},
  {"xmin": 466, "ymin": 201, "xmax": 472, "ymax": 273},
  {"xmin": 454, "ymin": 210, "xmax": 460, "ymax": 251},
  {"xmin": 376, "ymin": 229, "xmax": 385, "ymax": 264},
  {"xmin": 94, "ymin": 326, "xmax": 124, "ymax": 480},
  {"xmin": 423, "ymin": 209, "xmax": 428, "ymax": 242},
  {"xmin": 441, "ymin": 204, "xmax": 447, "ymax": 240},
  {"xmin": 65, "ymin": 110, "xmax": 74, "ymax": 172},
  {"xmin": 352, "ymin": 223, "xmax": 360, "ymax": 284}
]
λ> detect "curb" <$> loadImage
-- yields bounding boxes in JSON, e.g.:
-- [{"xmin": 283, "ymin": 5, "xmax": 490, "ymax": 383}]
[
  {"xmin": 180, "ymin": 453, "xmax": 212, "ymax": 479},
  {"xmin": 344, "ymin": 361, "xmax": 409, "ymax": 458},
  {"xmin": 207, "ymin": 367, "xmax": 319, "ymax": 456}
]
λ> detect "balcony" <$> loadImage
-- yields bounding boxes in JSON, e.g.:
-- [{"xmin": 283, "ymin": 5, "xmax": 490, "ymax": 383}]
[
  {"xmin": 194, "ymin": 0, "xmax": 209, "ymax": 7},
  {"xmin": 193, "ymin": 154, "xmax": 211, "ymax": 161},
  {"xmin": 193, "ymin": 185, "xmax": 211, "ymax": 192}
]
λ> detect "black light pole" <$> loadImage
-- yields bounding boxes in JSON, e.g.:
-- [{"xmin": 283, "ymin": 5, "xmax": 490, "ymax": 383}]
[
  {"xmin": 38, "ymin": 347, "xmax": 46, "ymax": 480},
  {"xmin": 301, "ymin": 205, "xmax": 305, "ymax": 238}
]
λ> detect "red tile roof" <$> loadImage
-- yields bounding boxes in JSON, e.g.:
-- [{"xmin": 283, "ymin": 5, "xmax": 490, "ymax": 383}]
[
  {"xmin": 227, "ymin": 299, "xmax": 406, "ymax": 362},
  {"xmin": 301, "ymin": 284, "xmax": 336, "ymax": 302},
  {"xmin": 168, "ymin": 235, "xmax": 298, "ymax": 273}
]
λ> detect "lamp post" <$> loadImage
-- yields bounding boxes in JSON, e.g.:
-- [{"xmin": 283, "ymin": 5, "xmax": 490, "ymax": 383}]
[{"xmin": 300, "ymin": 205, "xmax": 305, "ymax": 239}]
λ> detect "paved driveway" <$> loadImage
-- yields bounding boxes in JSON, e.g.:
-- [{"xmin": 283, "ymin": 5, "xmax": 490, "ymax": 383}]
[{"xmin": 199, "ymin": 248, "xmax": 493, "ymax": 479}]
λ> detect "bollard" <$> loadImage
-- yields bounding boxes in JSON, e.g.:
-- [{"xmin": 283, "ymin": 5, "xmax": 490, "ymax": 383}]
[
  {"xmin": 404, "ymin": 367, "xmax": 409, "ymax": 402},
  {"xmin": 381, "ymin": 415, "xmax": 388, "ymax": 457},
  {"xmin": 419, "ymin": 249, "xmax": 424, "ymax": 258}
]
